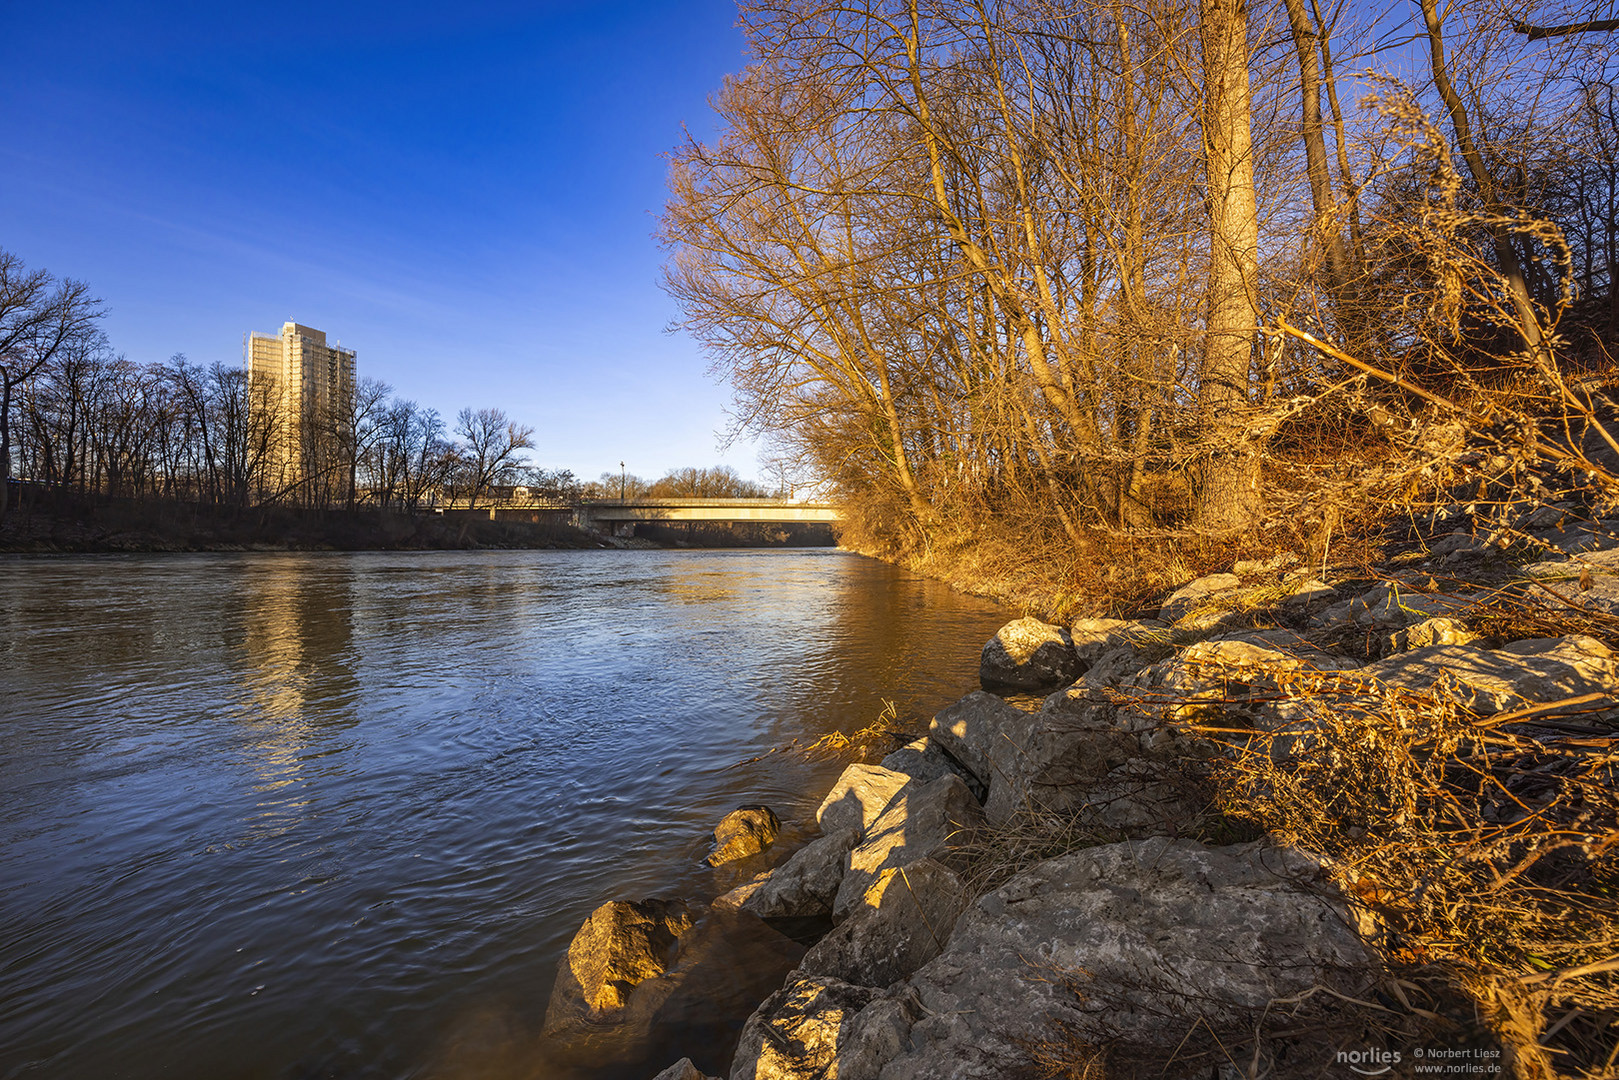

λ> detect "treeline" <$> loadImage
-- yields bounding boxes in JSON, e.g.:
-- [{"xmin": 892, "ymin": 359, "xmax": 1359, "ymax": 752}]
[
  {"xmin": 0, "ymin": 256, "xmax": 540, "ymax": 514},
  {"xmin": 583, "ymin": 464, "xmax": 777, "ymax": 501},
  {"xmin": 662, "ymin": 0, "xmax": 1619, "ymax": 566}
]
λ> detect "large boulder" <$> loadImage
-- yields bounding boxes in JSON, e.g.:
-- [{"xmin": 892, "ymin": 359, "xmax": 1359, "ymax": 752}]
[
  {"xmin": 834, "ymin": 773, "xmax": 984, "ymax": 922},
  {"xmin": 1359, "ymin": 635, "xmax": 1619, "ymax": 715},
  {"xmin": 1157, "ymin": 572, "xmax": 1242, "ymax": 627},
  {"xmin": 729, "ymin": 975, "xmax": 882, "ymax": 1080},
  {"xmin": 542, "ymin": 898, "xmax": 697, "ymax": 1030},
  {"xmin": 739, "ymin": 827, "xmax": 860, "ymax": 920},
  {"xmin": 927, "ymin": 691, "xmax": 1034, "ymax": 791},
  {"xmin": 816, "ymin": 764, "xmax": 911, "ymax": 836},
  {"xmin": 544, "ymin": 905, "xmax": 804, "ymax": 1074},
  {"xmin": 979, "ymin": 690, "xmax": 1141, "ymax": 826},
  {"xmin": 980, "ymin": 617, "xmax": 1080, "ymax": 690},
  {"xmin": 880, "ymin": 736, "xmax": 976, "ymax": 788},
  {"xmin": 797, "ymin": 858, "xmax": 971, "ymax": 989},
  {"xmin": 1309, "ymin": 582, "xmax": 1475, "ymax": 631},
  {"xmin": 707, "ymin": 806, "xmax": 781, "ymax": 866},
  {"xmin": 832, "ymin": 838, "xmax": 1375, "ymax": 1078}
]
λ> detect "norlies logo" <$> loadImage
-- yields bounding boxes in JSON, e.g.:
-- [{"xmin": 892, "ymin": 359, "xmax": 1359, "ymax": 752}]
[{"xmin": 1339, "ymin": 1048, "xmax": 1403, "ymax": 1075}]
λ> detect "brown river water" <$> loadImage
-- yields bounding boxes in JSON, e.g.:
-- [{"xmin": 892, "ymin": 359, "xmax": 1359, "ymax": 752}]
[{"xmin": 0, "ymin": 549, "xmax": 1009, "ymax": 1079}]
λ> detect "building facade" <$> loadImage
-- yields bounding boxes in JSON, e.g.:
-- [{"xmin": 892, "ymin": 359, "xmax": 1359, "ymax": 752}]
[{"xmin": 246, "ymin": 322, "xmax": 357, "ymax": 497}]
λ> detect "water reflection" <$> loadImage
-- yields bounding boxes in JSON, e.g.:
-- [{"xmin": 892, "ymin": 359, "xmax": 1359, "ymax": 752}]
[{"xmin": 0, "ymin": 550, "xmax": 1010, "ymax": 1080}]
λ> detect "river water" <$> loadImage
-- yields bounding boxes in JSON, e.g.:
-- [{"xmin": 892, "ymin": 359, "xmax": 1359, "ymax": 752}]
[{"xmin": 0, "ymin": 550, "xmax": 1009, "ymax": 1080}]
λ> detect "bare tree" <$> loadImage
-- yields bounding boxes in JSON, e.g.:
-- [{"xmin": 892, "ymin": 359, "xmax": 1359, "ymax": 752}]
[
  {"xmin": 0, "ymin": 250, "xmax": 102, "ymax": 516},
  {"xmin": 454, "ymin": 407, "xmax": 535, "ymax": 508}
]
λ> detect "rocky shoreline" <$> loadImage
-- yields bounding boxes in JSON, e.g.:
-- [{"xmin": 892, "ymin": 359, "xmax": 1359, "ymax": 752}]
[{"xmin": 542, "ymin": 505, "xmax": 1619, "ymax": 1079}]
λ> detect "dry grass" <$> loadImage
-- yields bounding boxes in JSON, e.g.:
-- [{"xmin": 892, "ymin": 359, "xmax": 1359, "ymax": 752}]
[{"xmin": 1180, "ymin": 665, "xmax": 1619, "ymax": 1078}]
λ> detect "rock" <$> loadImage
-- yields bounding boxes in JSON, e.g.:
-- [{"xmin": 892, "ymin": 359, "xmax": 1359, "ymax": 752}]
[
  {"xmin": 834, "ymin": 773, "xmax": 984, "ymax": 922},
  {"xmin": 1123, "ymin": 637, "xmax": 1360, "ymax": 725},
  {"xmin": 1310, "ymin": 582, "xmax": 1475, "ymax": 630},
  {"xmin": 835, "ymin": 838, "xmax": 1375, "ymax": 1078},
  {"xmin": 979, "ymin": 617, "xmax": 1080, "ymax": 690},
  {"xmin": 1385, "ymin": 616, "xmax": 1478, "ymax": 653},
  {"xmin": 979, "ymin": 690, "xmax": 1141, "ymax": 827},
  {"xmin": 543, "ymin": 899, "xmax": 697, "ymax": 1030},
  {"xmin": 926, "ymin": 691, "xmax": 1033, "ymax": 790},
  {"xmin": 545, "ymin": 906, "xmax": 804, "ymax": 1072},
  {"xmin": 652, "ymin": 1059, "xmax": 719, "ymax": 1080},
  {"xmin": 1157, "ymin": 572, "xmax": 1242, "ymax": 626},
  {"xmin": 707, "ymin": 806, "xmax": 781, "ymax": 866},
  {"xmin": 1427, "ymin": 530, "xmax": 1483, "ymax": 556},
  {"xmin": 712, "ymin": 870, "xmax": 773, "ymax": 913},
  {"xmin": 1066, "ymin": 617, "xmax": 1133, "ymax": 666},
  {"xmin": 1232, "ymin": 551, "xmax": 1299, "ymax": 576},
  {"xmin": 729, "ymin": 975, "xmax": 881, "ymax": 1080},
  {"xmin": 1360, "ymin": 635, "xmax": 1619, "ymax": 715},
  {"xmin": 880, "ymin": 737, "xmax": 976, "ymax": 787},
  {"xmin": 1522, "ymin": 547, "xmax": 1619, "ymax": 615},
  {"xmin": 797, "ymin": 858, "xmax": 971, "ymax": 989},
  {"xmin": 816, "ymin": 764, "xmax": 911, "ymax": 836},
  {"xmin": 740, "ymin": 827, "xmax": 860, "ymax": 919}
]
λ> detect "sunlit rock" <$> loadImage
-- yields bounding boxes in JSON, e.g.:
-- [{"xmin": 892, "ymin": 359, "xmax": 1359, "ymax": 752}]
[
  {"xmin": 979, "ymin": 617, "xmax": 1080, "ymax": 690},
  {"xmin": 1384, "ymin": 616, "xmax": 1478, "ymax": 653},
  {"xmin": 797, "ymin": 857, "xmax": 970, "ymax": 989},
  {"xmin": 542, "ymin": 898, "xmax": 697, "ymax": 1029},
  {"xmin": 816, "ymin": 764, "xmax": 910, "ymax": 836},
  {"xmin": 1156, "ymin": 571, "xmax": 1242, "ymax": 626},
  {"xmin": 1360, "ymin": 635, "xmax": 1619, "ymax": 716},
  {"xmin": 728, "ymin": 974, "xmax": 881, "ymax": 1080},
  {"xmin": 740, "ymin": 827, "xmax": 859, "ymax": 920},
  {"xmin": 833, "ymin": 774, "xmax": 983, "ymax": 923},
  {"xmin": 707, "ymin": 806, "xmax": 781, "ymax": 866}
]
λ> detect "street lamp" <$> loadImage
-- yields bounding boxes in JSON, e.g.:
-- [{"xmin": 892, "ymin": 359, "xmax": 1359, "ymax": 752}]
[{"xmin": 619, "ymin": 461, "xmax": 626, "ymax": 501}]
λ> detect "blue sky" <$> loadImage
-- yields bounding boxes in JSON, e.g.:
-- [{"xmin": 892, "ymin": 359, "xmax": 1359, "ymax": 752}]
[{"xmin": 0, "ymin": 0, "xmax": 756, "ymax": 482}]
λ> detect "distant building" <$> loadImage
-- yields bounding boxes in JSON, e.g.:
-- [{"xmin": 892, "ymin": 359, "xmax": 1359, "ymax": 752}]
[{"xmin": 247, "ymin": 322, "xmax": 357, "ymax": 495}]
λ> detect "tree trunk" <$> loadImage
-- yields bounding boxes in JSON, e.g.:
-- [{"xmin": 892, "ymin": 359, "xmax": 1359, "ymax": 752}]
[
  {"xmin": 0, "ymin": 377, "xmax": 11, "ymax": 519},
  {"xmin": 1197, "ymin": 0, "xmax": 1264, "ymax": 531}
]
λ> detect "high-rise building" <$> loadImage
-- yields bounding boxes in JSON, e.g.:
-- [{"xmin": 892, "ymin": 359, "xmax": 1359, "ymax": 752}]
[{"xmin": 246, "ymin": 322, "xmax": 357, "ymax": 493}]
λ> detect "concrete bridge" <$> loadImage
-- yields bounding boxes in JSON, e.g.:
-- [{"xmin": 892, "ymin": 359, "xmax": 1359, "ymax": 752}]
[{"xmin": 574, "ymin": 498, "xmax": 841, "ymax": 536}]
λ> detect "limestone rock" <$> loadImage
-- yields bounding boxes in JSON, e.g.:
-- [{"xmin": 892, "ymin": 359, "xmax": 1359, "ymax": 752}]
[
  {"xmin": 1360, "ymin": 635, "xmax": 1619, "ymax": 715},
  {"xmin": 652, "ymin": 1059, "xmax": 719, "ymax": 1080},
  {"xmin": 740, "ymin": 827, "xmax": 859, "ymax": 919},
  {"xmin": 979, "ymin": 617, "xmax": 1080, "ymax": 690},
  {"xmin": 1157, "ymin": 572, "xmax": 1242, "ymax": 626},
  {"xmin": 979, "ymin": 690, "xmax": 1140, "ymax": 826},
  {"xmin": 1522, "ymin": 547, "xmax": 1619, "ymax": 615},
  {"xmin": 543, "ymin": 898, "xmax": 697, "ymax": 1029},
  {"xmin": 926, "ymin": 691, "xmax": 1033, "ymax": 790},
  {"xmin": 879, "ymin": 737, "xmax": 976, "ymax": 787},
  {"xmin": 797, "ymin": 858, "xmax": 971, "ymax": 989},
  {"xmin": 712, "ymin": 870, "xmax": 773, "ymax": 913},
  {"xmin": 816, "ymin": 764, "xmax": 911, "ymax": 836},
  {"xmin": 834, "ymin": 773, "xmax": 984, "ymax": 922},
  {"xmin": 1385, "ymin": 616, "xmax": 1478, "ymax": 653},
  {"xmin": 707, "ymin": 806, "xmax": 781, "ymax": 866},
  {"xmin": 1310, "ymin": 582, "xmax": 1475, "ymax": 631},
  {"xmin": 834, "ymin": 838, "xmax": 1375, "ymax": 1078},
  {"xmin": 729, "ymin": 975, "xmax": 881, "ymax": 1080}
]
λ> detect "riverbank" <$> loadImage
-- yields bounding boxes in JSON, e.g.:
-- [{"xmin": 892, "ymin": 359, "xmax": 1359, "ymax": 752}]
[
  {"xmin": 549, "ymin": 499, "xmax": 1619, "ymax": 1078},
  {"xmin": 0, "ymin": 495, "xmax": 834, "ymax": 553}
]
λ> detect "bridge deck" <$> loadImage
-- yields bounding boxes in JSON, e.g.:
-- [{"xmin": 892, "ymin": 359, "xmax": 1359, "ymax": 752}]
[{"xmin": 579, "ymin": 498, "xmax": 840, "ymax": 523}]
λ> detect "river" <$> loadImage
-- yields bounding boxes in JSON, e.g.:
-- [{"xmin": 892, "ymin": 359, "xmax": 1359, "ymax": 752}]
[{"xmin": 0, "ymin": 549, "xmax": 1009, "ymax": 1079}]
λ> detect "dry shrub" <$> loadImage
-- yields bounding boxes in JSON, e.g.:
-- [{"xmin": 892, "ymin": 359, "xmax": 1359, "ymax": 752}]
[{"xmin": 1190, "ymin": 668, "xmax": 1619, "ymax": 1077}]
